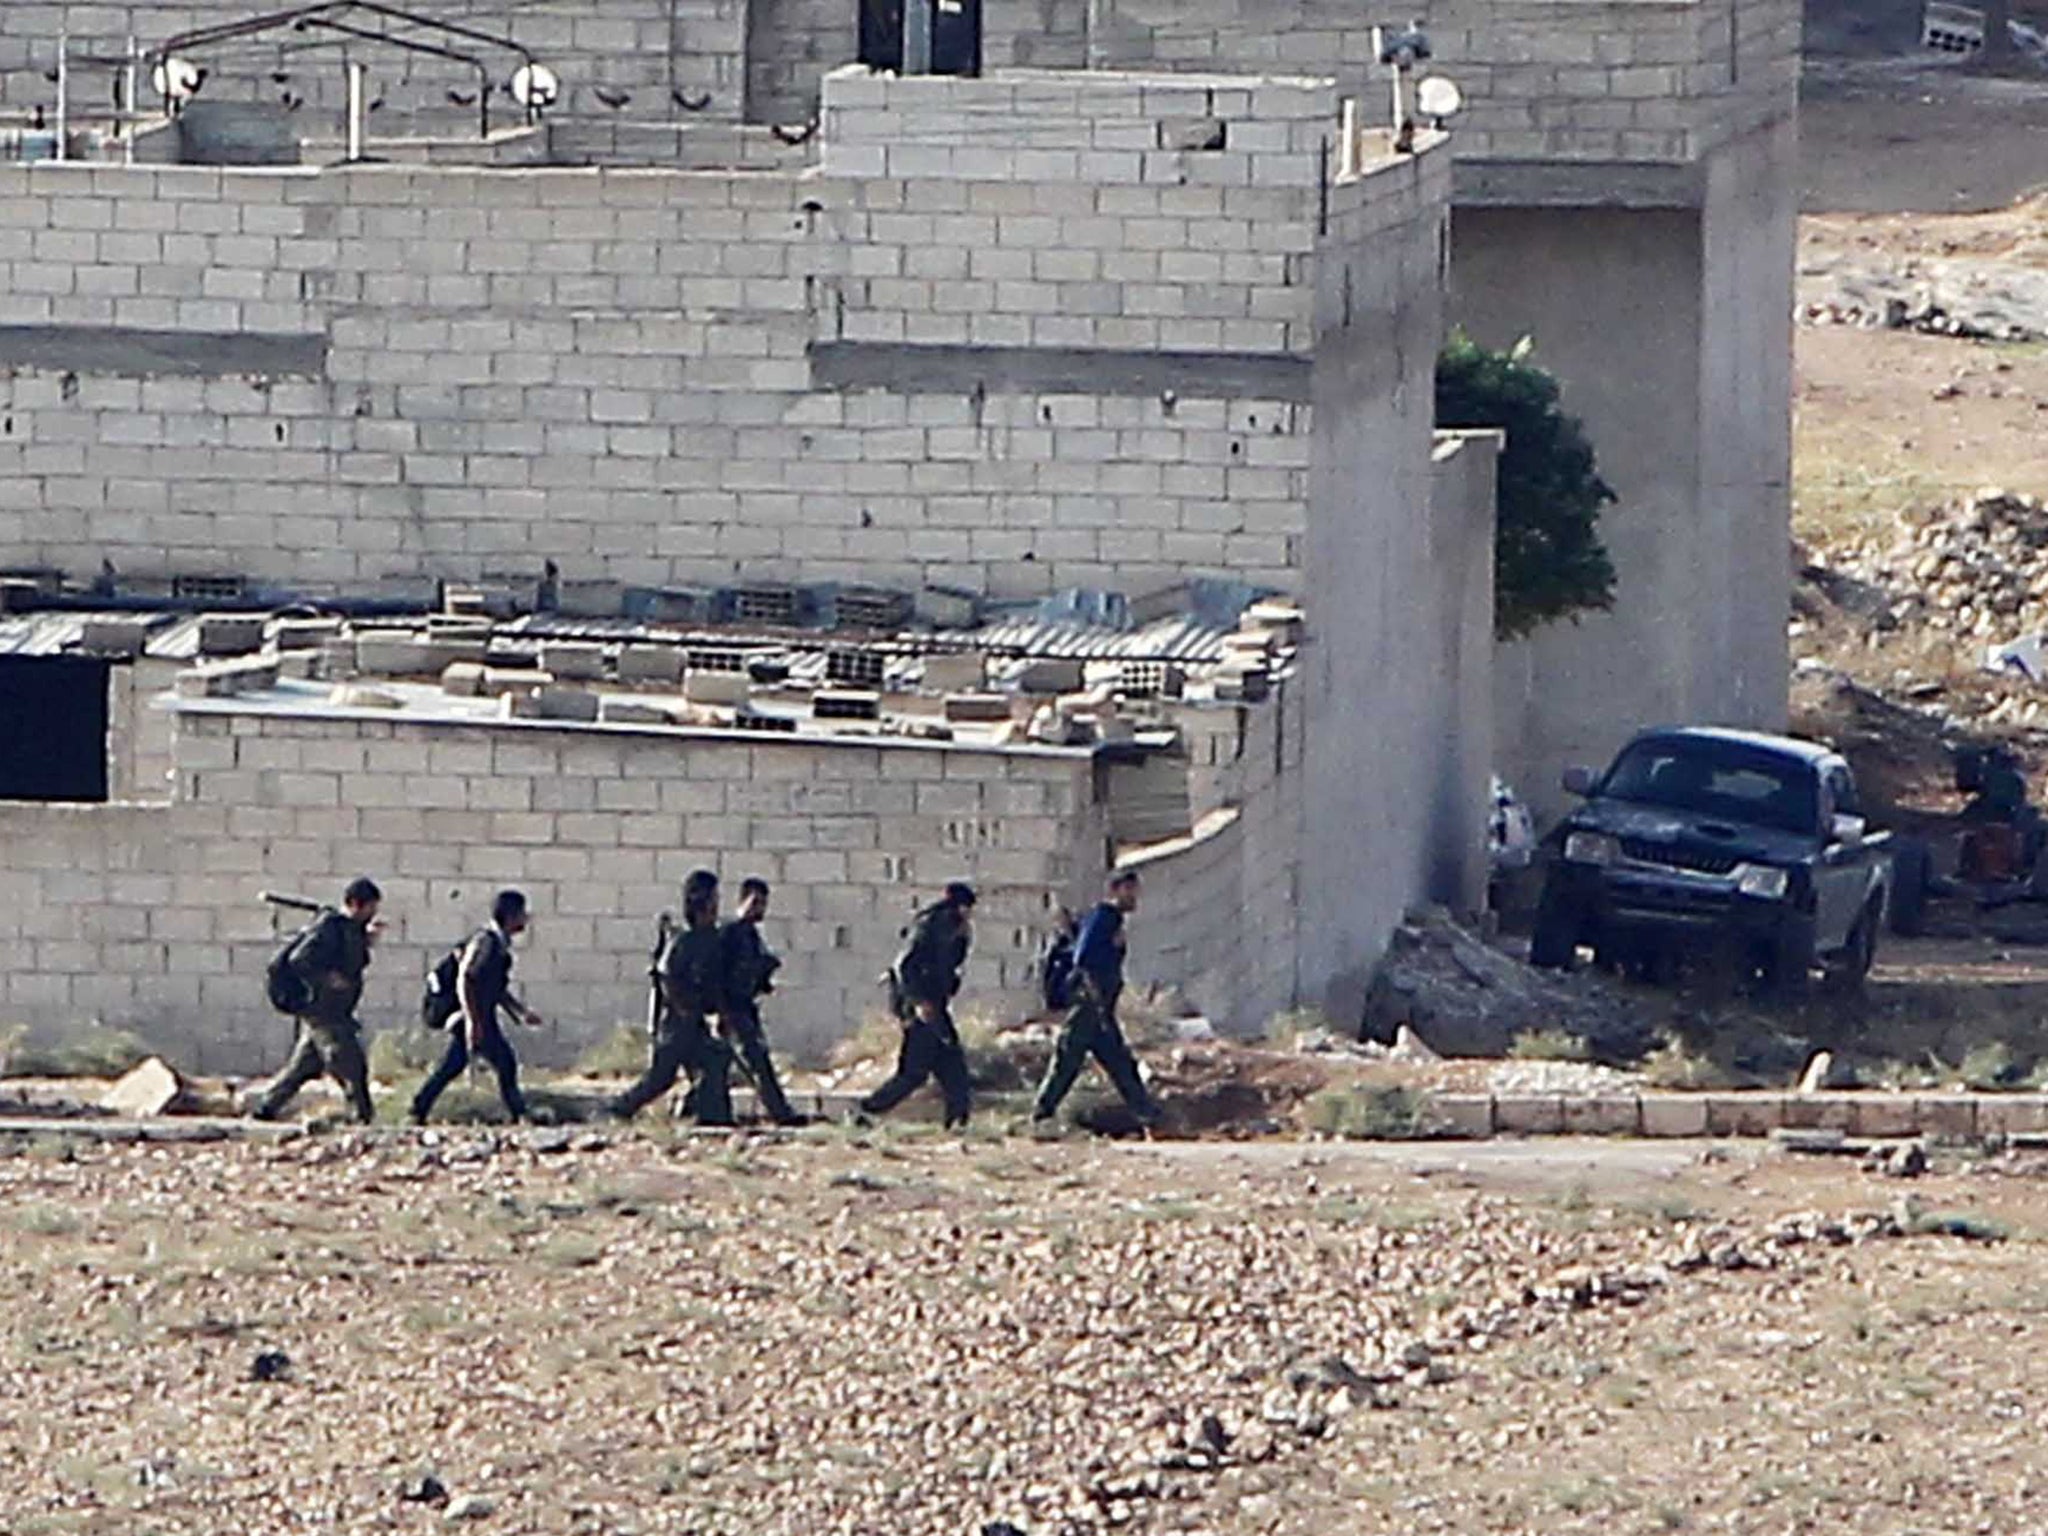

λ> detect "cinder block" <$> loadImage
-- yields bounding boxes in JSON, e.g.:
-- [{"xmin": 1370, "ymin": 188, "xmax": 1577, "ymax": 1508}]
[
  {"xmin": 442, "ymin": 662, "xmax": 487, "ymax": 697},
  {"xmin": 944, "ymin": 693, "xmax": 1013, "ymax": 724},
  {"xmin": 684, "ymin": 671, "xmax": 752, "ymax": 708},
  {"xmin": 1978, "ymin": 1095, "xmax": 2048, "ymax": 1137},
  {"xmin": 1915, "ymin": 1095, "xmax": 1979, "ymax": 1139},
  {"xmin": 1562, "ymin": 1095, "xmax": 1642, "ymax": 1136},
  {"xmin": 1416, "ymin": 1094, "xmax": 1492, "ymax": 1139},
  {"xmin": 599, "ymin": 698, "xmax": 674, "ymax": 726},
  {"xmin": 617, "ymin": 644, "xmax": 686, "ymax": 685},
  {"xmin": 1638, "ymin": 1095, "xmax": 1709, "ymax": 1138},
  {"xmin": 1704, "ymin": 1095, "xmax": 1785, "ymax": 1137},
  {"xmin": 79, "ymin": 617, "xmax": 152, "ymax": 658},
  {"xmin": 1849, "ymin": 1095, "xmax": 1919, "ymax": 1139},
  {"xmin": 540, "ymin": 642, "xmax": 607, "ymax": 681},
  {"xmin": 1493, "ymin": 1095, "xmax": 1564, "ymax": 1136},
  {"xmin": 271, "ymin": 618, "xmax": 344, "ymax": 652},
  {"xmin": 485, "ymin": 668, "xmax": 550, "ymax": 698},
  {"xmin": 922, "ymin": 652, "xmax": 987, "ymax": 692},
  {"xmin": 197, "ymin": 615, "xmax": 264, "ymax": 658},
  {"xmin": 1778, "ymin": 1092, "xmax": 1858, "ymax": 1132},
  {"xmin": 354, "ymin": 632, "xmax": 435, "ymax": 675},
  {"xmin": 1019, "ymin": 659, "xmax": 1087, "ymax": 695},
  {"xmin": 506, "ymin": 686, "xmax": 602, "ymax": 723}
]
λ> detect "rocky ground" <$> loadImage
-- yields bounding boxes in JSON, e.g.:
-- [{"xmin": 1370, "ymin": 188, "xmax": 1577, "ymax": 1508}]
[{"xmin": 1, "ymin": 1128, "xmax": 2042, "ymax": 1536}]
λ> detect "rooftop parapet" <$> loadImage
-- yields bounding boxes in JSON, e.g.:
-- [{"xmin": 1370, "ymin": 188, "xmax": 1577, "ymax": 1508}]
[{"xmin": 1086, "ymin": 0, "xmax": 1799, "ymax": 184}]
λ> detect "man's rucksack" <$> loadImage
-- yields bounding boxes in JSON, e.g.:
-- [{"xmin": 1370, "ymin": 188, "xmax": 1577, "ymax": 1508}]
[
  {"xmin": 264, "ymin": 922, "xmax": 318, "ymax": 1016},
  {"xmin": 420, "ymin": 943, "xmax": 464, "ymax": 1031},
  {"xmin": 1039, "ymin": 917, "xmax": 1079, "ymax": 1013}
]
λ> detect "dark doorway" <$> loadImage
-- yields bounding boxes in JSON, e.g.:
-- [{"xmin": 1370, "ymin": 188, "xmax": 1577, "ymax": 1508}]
[
  {"xmin": 858, "ymin": 0, "xmax": 905, "ymax": 71},
  {"xmin": 0, "ymin": 656, "xmax": 110, "ymax": 802},
  {"xmin": 930, "ymin": 0, "xmax": 982, "ymax": 77},
  {"xmin": 857, "ymin": 0, "xmax": 981, "ymax": 75}
]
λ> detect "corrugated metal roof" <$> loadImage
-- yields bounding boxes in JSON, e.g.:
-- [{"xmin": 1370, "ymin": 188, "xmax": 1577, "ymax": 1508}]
[
  {"xmin": 0, "ymin": 610, "xmax": 191, "ymax": 659},
  {"xmin": 959, "ymin": 612, "xmax": 1238, "ymax": 664},
  {"xmin": 500, "ymin": 609, "xmax": 1243, "ymax": 665}
]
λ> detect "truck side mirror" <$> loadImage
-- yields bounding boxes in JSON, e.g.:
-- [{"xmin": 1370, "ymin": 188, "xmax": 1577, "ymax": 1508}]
[
  {"xmin": 1561, "ymin": 765, "xmax": 1597, "ymax": 796},
  {"xmin": 1830, "ymin": 813, "xmax": 1866, "ymax": 848}
]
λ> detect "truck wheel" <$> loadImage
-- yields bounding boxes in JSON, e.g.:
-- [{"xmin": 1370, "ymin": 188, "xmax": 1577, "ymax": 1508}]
[
  {"xmin": 1889, "ymin": 837, "xmax": 1931, "ymax": 938},
  {"xmin": 1763, "ymin": 922, "xmax": 1817, "ymax": 999},
  {"xmin": 1822, "ymin": 902, "xmax": 1880, "ymax": 995},
  {"xmin": 1529, "ymin": 891, "xmax": 1581, "ymax": 970}
]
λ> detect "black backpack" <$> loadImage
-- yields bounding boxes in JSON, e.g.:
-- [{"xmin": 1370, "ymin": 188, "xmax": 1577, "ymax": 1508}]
[
  {"xmin": 264, "ymin": 921, "xmax": 319, "ymax": 1016},
  {"xmin": 420, "ymin": 942, "xmax": 465, "ymax": 1031},
  {"xmin": 1039, "ymin": 919, "xmax": 1079, "ymax": 1012}
]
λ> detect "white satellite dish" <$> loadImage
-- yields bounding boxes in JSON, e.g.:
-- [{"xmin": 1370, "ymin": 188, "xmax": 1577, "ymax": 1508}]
[
  {"xmin": 1416, "ymin": 75, "xmax": 1463, "ymax": 121},
  {"xmin": 152, "ymin": 54, "xmax": 203, "ymax": 102},
  {"xmin": 510, "ymin": 62, "xmax": 560, "ymax": 111}
]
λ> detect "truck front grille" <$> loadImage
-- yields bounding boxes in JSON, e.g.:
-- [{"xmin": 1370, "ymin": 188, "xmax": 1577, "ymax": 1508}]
[{"xmin": 1620, "ymin": 839, "xmax": 1738, "ymax": 877}]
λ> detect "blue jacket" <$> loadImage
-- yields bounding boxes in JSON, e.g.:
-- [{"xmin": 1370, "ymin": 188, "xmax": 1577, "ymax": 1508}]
[{"xmin": 1072, "ymin": 902, "xmax": 1126, "ymax": 1002}]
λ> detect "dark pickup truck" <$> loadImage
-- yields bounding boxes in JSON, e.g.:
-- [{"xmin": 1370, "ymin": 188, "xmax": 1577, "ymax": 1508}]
[{"xmin": 1530, "ymin": 728, "xmax": 1895, "ymax": 992}]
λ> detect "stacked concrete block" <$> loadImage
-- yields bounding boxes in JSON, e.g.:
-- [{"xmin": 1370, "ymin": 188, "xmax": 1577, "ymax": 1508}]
[
  {"xmin": 1082, "ymin": 0, "xmax": 1800, "ymax": 166},
  {"xmin": 617, "ymin": 643, "xmax": 688, "ymax": 685}
]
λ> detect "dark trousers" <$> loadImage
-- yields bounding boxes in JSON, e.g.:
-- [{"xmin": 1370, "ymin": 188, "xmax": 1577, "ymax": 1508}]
[
  {"xmin": 860, "ymin": 1006, "xmax": 971, "ymax": 1127},
  {"xmin": 412, "ymin": 1022, "xmax": 527, "ymax": 1122},
  {"xmin": 691, "ymin": 1004, "xmax": 801, "ymax": 1125},
  {"xmin": 614, "ymin": 1014, "xmax": 733, "ymax": 1124},
  {"xmin": 252, "ymin": 1018, "xmax": 374, "ymax": 1124},
  {"xmin": 1033, "ymin": 996, "xmax": 1158, "ymax": 1121}
]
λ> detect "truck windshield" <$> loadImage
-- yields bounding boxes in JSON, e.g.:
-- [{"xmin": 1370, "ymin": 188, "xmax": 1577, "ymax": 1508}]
[{"xmin": 1601, "ymin": 740, "xmax": 1819, "ymax": 835}]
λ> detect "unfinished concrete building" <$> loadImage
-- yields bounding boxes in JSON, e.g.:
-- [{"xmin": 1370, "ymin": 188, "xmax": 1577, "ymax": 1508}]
[
  {"xmin": 0, "ymin": 0, "xmax": 1795, "ymax": 1069},
  {"xmin": 0, "ymin": 59, "xmax": 1493, "ymax": 1067}
]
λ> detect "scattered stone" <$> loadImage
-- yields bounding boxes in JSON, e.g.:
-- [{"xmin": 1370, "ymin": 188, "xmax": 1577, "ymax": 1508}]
[
  {"xmin": 99, "ymin": 1057, "xmax": 185, "ymax": 1117},
  {"xmin": 1363, "ymin": 908, "xmax": 1654, "ymax": 1059},
  {"xmin": 1798, "ymin": 1050, "xmax": 1835, "ymax": 1095},
  {"xmin": 249, "ymin": 1349, "xmax": 292, "ymax": 1383},
  {"xmin": 444, "ymin": 1493, "xmax": 497, "ymax": 1521},
  {"xmin": 400, "ymin": 1475, "xmax": 450, "ymax": 1505},
  {"xmin": 1388, "ymin": 1025, "xmax": 1440, "ymax": 1064},
  {"xmin": 1883, "ymin": 1141, "xmax": 1930, "ymax": 1179}
]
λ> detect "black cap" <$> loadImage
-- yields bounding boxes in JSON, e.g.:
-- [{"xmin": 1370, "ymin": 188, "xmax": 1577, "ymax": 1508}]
[{"xmin": 943, "ymin": 881, "xmax": 977, "ymax": 909}]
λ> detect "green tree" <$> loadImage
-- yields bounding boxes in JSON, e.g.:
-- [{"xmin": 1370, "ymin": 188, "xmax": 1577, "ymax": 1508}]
[{"xmin": 1435, "ymin": 331, "xmax": 1617, "ymax": 641}]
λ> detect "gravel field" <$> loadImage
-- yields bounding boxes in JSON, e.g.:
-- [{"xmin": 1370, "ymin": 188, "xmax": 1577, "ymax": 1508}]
[{"xmin": 2, "ymin": 1129, "xmax": 2040, "ymax": 1535}]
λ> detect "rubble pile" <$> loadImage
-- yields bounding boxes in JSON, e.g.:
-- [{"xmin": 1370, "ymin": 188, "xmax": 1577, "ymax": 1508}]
[
  {"xmin": 1361, "ymin": 908, "xmax": 1659, "ymax": 1061},
  {"xmin": 1811, "ymin": 490, "xmax": 2048, "ymax": 643}
]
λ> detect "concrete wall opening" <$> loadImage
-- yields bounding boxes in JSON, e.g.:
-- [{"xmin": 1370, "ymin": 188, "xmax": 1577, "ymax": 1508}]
[{"xmin": 0, "ymin": 655, "xmax": 110, "ymax": 803}]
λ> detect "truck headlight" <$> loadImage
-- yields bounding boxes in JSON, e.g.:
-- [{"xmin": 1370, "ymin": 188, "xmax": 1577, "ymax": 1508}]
[
  {"xmin": 1563, "ymin": 831, "xmax": 1618, "ymax": 867},
  {"xmin": 1736, "ymin": 865, "xmax": 1789, "ymax": 900}
]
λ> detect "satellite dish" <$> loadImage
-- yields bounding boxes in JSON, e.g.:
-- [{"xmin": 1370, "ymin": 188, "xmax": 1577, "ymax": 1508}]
[
  {"xmin": 1416, "ymin": 75, "xmax": 1463, "ymax": 120},
  {"xmin": 510, "ymin": 62, "xmax": 560, "ymax": 111},
  {"xmin": 152, "ymin": 55, "xmax": 203, "ymax": 101}
]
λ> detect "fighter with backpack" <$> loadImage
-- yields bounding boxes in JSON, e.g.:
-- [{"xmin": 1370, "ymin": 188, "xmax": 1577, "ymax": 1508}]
[{"xmin": 246, "ymin": 879, "xmax": 383, "ymax": 1124}]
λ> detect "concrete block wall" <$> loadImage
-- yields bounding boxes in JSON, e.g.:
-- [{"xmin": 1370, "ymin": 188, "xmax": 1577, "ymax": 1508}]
[
  {"xmin": 1, "ymin": 0, "xmax": 1796, "ymax": 156},
  {"xmin": 821, "ymin": 67, "xmax": 1333, "ymax": 190},
  {"xmin": 1474, "ymin": 116, "xmax": 1796, "ymax": 823},
  {"xmin": 0, "ymin": 75, "xmax": 1384, "ymax": 598},
  {"xmin": 1300, "ymin": 132, "xmax": 1457, "ymax": 1023},
  {"xmin": 1123, "ymin": 688, "xmax": 1305, "ymax": 1033},
  {"xmin": 0, "ymin": 701, "xmax": 1108, "ymax": 1071},
  {"xmin": 0, "ymin": 0, "xmax": 753, "ymax": 133},
  {"xmin": 1083, "ymin": 0, "xmax": 1801, "ymax": 164}
]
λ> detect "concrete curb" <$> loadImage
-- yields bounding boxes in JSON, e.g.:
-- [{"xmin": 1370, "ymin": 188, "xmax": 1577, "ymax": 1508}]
[{"xmin": 1416, "ymin": 1092, "xmax": 2048, "ymax": 1140}]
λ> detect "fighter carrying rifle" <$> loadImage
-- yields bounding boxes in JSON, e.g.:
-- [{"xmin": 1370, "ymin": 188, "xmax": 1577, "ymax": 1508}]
[{"xmin": 247, "ymin": 879, "xmax": 383, "ymax": 1124}]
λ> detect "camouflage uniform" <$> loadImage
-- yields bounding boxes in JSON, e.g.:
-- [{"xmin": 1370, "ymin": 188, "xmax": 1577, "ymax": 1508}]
[{"xmin": 251, "ymin": 909, "xmax": 375, "ymax": 1123}]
